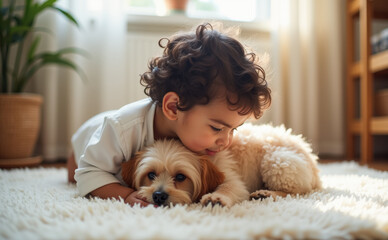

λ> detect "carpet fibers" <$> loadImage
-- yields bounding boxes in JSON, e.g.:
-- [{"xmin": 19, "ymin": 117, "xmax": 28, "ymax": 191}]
[{"xmin": 1, "ymin": 162, "xmax": 387, "ymax": 239}]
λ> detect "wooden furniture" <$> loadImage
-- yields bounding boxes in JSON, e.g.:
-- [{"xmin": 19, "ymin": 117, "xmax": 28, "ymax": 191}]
[{"xmin": 346, "ymin": 0, "xmax": 388, "ymax": 164}]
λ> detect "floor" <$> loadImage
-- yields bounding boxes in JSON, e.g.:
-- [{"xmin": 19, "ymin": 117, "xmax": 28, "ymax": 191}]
[{"xmin": 319, "ymin": 158, "xmax": 388, "ymax": 171}]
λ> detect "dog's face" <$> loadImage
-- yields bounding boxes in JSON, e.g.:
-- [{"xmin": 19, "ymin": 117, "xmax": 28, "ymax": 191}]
[{"xmin": 122, "ymin": 140, "xmax": 225, "ymax": 206}]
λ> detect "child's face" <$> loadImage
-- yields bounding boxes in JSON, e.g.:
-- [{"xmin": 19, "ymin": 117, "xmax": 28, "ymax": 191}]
[{"xmin": 175, "ymin": 98, "xmax": 249, "ymax": 156}]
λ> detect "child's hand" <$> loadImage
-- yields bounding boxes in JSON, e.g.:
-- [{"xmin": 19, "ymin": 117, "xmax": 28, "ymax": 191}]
[{"xmin": 124, "ymin": 190, "xmax": 153, "ymax": 207}]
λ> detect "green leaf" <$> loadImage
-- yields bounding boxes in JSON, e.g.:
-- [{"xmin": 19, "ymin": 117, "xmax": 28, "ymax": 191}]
[
  {"xmin": 16, "ymin": 50, "xmax": 88, "ymax": 92},
  {"xmin": 2, "ymin": 0, "xmax": 86, "ymax": 93},
  {"xmin": 32, "ymin": 26, "xmax": 52, "ymax": 35},
  {"xmin": 27, "ymin": 36, "xmax": 40, "ymax": 62},
  {"xmin": 37, "ymin": 0, "xmax": 56, "ymax": 12},
  {"xmin": 8, "ymin": 25, "xmax": 30, "ymax": 43},
  {"xmin": 22, "ymin": 0, "xmax": 37, "ymax": 26},
  {"xmin": 50, "ymin": 6, "xmax": 79, "ymax": 28},
  {"xmin": 57, "ymin": 47, "xmax": 89, "ymax": 57},
  {"xmin": 24, "ymin": 0, "xmax": 32, "ymax": 23}
]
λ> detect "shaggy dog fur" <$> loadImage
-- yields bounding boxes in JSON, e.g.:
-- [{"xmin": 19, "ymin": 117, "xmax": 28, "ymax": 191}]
[{"xmin": 122, "ymin": 123, "xmax": 322, "ymax": 207}]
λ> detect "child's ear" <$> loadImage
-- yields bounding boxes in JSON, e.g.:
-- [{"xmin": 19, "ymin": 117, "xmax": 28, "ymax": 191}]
[{"xmin": 162, "ymin": 92, "xmax": 179, "ymax": 120}]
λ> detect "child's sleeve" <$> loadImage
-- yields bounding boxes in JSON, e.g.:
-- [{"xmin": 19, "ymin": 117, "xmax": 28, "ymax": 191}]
[{"xmin": 74, "ymin": 116, "xmax": 131, "ymax": 197}]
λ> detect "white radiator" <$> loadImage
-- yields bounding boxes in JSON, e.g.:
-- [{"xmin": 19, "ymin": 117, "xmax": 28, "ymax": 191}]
[{"xmin": 126, "ymin": 32, "xmax": 166, "ymax": 103}]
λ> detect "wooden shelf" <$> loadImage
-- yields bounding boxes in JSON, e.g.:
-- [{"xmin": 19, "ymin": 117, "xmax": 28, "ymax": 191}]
[
  {"xmin": 371, "ymin": 50, "xmax": 388, "ymax": 73},
  {"xmin": 351, "ymin": 50, "xmax": 388, "ymax": 77},
  {"xmin": 351, "ymin": 116, "xmax": 388, "ymax": 134},
  {"xmin": 373, "ymin": 0, "xmax": 388, "ymax": 19},
  {"xmin": 348, "ymin": 0, "xmax": 388, "ymax": 18},
  {"xmin": 346, "ymin": 0, "xmax": 388, "ymax": 164},
  {"xmin": 348, "ymin": 0, "xmax": 360, "ymax": 16},
  {"xmin": 373, "ymin": 117, "xmax": 388, "ymax": 133}
]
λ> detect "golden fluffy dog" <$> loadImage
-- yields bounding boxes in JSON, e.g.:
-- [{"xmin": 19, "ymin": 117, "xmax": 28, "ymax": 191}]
[
  {"xmin": 122, "ymin": 123, "xmax": 322, "ymax": 207},
  {"xmin": 121, "ymin": 140, "xmax": 225, "ymax": 206}
]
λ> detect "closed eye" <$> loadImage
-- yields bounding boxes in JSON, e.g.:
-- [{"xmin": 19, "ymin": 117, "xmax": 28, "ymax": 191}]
[{"xmin": 210, "ymin": 125, "xmax": 222, "ymax": 132}]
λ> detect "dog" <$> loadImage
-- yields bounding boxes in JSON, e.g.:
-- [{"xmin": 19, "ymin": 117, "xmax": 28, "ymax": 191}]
[
  {"xmin": 122, "ymin": 123, "xmax": 322, "ymax": 207},
  {"xmin": 121, "ymin": 139, "xmax": 226, "ymax": 206}
]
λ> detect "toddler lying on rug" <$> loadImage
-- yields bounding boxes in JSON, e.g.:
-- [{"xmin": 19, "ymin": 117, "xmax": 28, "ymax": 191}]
[{"xmin": 68, "ymin": 22, "xmax": 319, "ymax": 207}]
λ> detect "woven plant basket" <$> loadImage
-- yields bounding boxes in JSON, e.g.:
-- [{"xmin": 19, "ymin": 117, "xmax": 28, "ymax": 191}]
[{"xmin": 0, "ymin": 94, "xmax": 43, "ymax": 160}]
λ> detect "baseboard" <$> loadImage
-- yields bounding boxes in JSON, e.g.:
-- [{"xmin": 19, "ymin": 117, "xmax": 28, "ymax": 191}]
[{"xmin": 317, "ymin": 141, "xmax": 345, "ymax": 157}]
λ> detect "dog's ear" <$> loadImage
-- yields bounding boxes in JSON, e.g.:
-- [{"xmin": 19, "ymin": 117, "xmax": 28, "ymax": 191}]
[
  {"xmin": 197, "ymin": 155, "xmax": 225, "ymax": 201},
  {"xmin": 121, "ymin": 151, "xmax": 143, "ymax": 189}
]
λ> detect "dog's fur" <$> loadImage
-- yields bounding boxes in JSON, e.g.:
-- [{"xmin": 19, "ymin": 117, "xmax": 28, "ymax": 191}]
[
  {"xmin": 122, "ymin": 123, "xmax": 322, "ymax": 207},
  {"xmin": 121, "ymin": 140, "xmax": 225, "ymax": 206}
]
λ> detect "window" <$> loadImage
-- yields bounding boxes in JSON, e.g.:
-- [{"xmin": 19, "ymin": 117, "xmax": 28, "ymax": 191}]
[{"xmin": 127, "ymin": 0, "xmax": 271, "ymax": 23}]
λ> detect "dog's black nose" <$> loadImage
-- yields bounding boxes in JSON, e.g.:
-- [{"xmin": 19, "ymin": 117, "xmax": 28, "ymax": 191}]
[{"xmin": 152, "ymin": 191, "xmax": 168, "ymax": 205}]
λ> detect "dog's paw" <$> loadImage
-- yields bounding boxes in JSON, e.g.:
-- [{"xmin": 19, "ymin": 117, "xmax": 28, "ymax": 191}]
[
  {"xmin": 250, "ymin": 190, "xmax": 274, "ymax": 200},
  {"xmin": 200, "ymin": 193, "xmax": 232, "ymax": 207}
]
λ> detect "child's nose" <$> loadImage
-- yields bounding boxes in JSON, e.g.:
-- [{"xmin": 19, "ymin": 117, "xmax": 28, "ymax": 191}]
[{"xmin": 216, "ymin": 131, "xmax": 230, "ymax": 147}]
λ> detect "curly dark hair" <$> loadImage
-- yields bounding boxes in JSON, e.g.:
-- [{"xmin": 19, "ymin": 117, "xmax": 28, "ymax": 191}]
[{"xmin": 140, "ymin": 23, "xmax": 271, "ymax": 119}]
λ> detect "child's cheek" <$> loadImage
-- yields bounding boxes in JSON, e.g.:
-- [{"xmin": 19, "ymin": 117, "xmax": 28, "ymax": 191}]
[{"xmin": 191, "ymin": 140, "xmax": 211, "ymax": 152}]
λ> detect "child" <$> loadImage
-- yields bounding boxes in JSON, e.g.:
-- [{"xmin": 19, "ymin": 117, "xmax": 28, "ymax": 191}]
[{"xmin": 67, "ymin": 23, "xmax": 271, "ymax": 207}]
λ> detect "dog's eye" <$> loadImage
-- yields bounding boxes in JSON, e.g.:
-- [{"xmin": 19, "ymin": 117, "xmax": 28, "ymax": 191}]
[
  {"xmin": 175, "ymin": 174, "xmax": 186, "ymax": 182},
  {"xmin": 148, "ymin": 172, "xmax": 156, "ymax": 180}
]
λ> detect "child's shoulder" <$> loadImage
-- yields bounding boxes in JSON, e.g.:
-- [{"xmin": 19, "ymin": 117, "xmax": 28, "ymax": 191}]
[
  {"xmin": 113, "ymin": 97, "xmax": 155, "ymax": 124},
  {"xmin": 118, "ymin": 97, "xmax": 153, "ymax": 114}
]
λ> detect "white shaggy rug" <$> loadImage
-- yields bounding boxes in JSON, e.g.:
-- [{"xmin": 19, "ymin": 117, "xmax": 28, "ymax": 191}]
[{"xmin": 1, "ymin": 162, "xmax": 388, "ymax": 240}]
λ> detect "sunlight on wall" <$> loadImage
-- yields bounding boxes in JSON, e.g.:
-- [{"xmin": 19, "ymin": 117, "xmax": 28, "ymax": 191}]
[
  {"xmin": 271, "ymin": 0, "xmax": 290, "ymax": 29},
  {"xmin": 87, "ymin": 0, "xmax": 103, "ymax": 13}
]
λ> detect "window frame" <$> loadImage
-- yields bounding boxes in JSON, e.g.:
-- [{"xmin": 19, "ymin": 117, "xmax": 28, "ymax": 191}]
[{"xmin": 125, "ymin": 0, "xmax": 271, "ymax": 33}]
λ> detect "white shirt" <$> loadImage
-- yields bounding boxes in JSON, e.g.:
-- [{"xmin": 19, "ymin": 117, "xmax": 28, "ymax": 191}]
[{"xmin": 71, "ymin": 98, "xmax": 156, "ymax": 197}]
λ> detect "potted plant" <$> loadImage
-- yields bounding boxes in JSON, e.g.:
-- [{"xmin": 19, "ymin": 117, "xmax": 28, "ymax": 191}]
[
  {"xmin": 0, "ymin": 0, "xmax": 85, "ymax": 167},
  {"xmin": 164, "ymin": 0, "xmax": 189, "ymax": 15}
]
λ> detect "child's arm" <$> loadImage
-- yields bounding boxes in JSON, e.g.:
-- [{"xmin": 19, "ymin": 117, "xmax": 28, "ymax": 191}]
[
  {"xmin": 73, "ymin": 108, "xmax": 155, "ymax": 206},
  {"xmin": 90, "ymin": 183, "xmax": 151, "ymax": 207}
]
